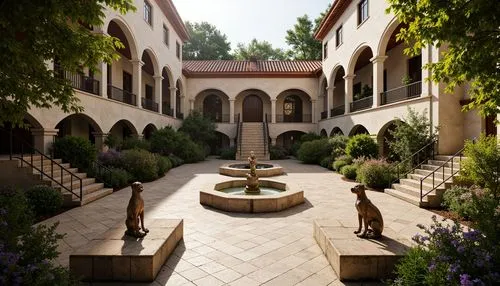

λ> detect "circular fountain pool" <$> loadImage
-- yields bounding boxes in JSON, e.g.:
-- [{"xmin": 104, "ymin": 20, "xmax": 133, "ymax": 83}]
[
  {"xmin": 200, "ymin": 180, "xmax": 303, "ymax": 213},
  {"xmin": 219, "ymin": 162, "xmax": 284, "ymax": 177}
]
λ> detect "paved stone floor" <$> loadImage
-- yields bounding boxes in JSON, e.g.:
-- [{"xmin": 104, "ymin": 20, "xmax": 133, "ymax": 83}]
[{"xmin": 41, "ymin": 159, "xmax": 441, "ymax": 285}]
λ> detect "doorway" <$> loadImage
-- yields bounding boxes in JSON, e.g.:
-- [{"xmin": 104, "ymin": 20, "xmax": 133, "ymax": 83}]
[{"xmin": 243, "ymin": 95, "xmax": 263, "ymax": 122}]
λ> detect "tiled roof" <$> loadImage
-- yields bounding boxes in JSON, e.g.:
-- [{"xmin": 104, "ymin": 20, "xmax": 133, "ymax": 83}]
[
  {"xmin": 183, "ymin": 60, "xmax": 322, "ymax": 76},
  {"xmin": 314, "ymin": 0, "xmax": 351, "ymax": 40}
]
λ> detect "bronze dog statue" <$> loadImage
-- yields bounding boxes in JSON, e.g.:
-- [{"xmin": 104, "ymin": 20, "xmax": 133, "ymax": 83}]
[
  {"xmin": 351, "ymin": 184, "xmax": 383, "ymax": 239},
  {"xmin": 125, "ymin": 182, "xmax": 149, "ymax": 238}
]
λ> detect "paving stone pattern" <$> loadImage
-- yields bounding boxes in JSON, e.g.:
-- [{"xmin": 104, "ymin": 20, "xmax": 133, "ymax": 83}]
[{"xmin": 41, "ymin": 159, "xmax": 441, "ymax": 285}]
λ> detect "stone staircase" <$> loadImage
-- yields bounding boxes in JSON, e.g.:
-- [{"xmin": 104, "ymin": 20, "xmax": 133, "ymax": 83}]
[
  {"xmin": 237, "ymin": 122, "xmax": 269, "ymax": 160},
  {"xmin": 385, "ymin": 155, "xmax": 463, "ymax": 208},
  {"xmin": 16, "ymin": 155, "xmax": 113, "ymax": 206}
]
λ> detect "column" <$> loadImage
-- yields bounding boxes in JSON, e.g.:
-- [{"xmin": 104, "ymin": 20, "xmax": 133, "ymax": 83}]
[
  {"xmin": 421, "ymin": 44, "xmax": 432, "ymax": 97},
  {"xmin": 311, "ymin": 99, "xmax": 317, "ymax": 123},
  {"xmin": 271, "ymin": 99, "xmax": 277, "ymax": 123},
  {"xmin": 229, "ymin": 99, "xmax": 235, "ymax": 123},
  {"xmin": 344, "ymin": 74, "xmax": 355, "ymax": 114},
  {"xmin": 169, "ymin": 87, "xmax": 177, "ymax": 117},
  {"xmin": 31, "ymin": 128, "xmax": 58, "ymax": 154},
  {"xmin": 131, "ymin": 59, "xmax": 144, "ymax": 107},
  {"xmin": 99, "ymin": 62, "xmax": 108, "ymax": 98},
  {"xmin": 326, "ymin": 86, "xmax": 334, "ymax": 117},
  {"xmin": 189, "ymin": 99, "xmax": 194, "ymax": 112},
  {"xmin": 154, "ymin": 75, "xmax": 163, "ymax": 113},
  {"xmin": 92, "ymin": 132, "xmax": 108, "ymax": 152},
  {"xmin": 371, "ymin": 56, "xmax": 387, "ymax": 108}
]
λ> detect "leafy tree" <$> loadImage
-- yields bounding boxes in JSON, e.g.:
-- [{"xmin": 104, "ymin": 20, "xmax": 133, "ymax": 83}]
[
  {"xmin": 0, "ymin": 0, "xmax": 135, "ymax": 126},
  {"xmin": 178, "ymin": 110, "xmax": 217, "ymax": 147},
  {"xmin": 387, "ymin": 0, "xmax": 500, "ymax": 117},
  {"xmin": 233, "ymin": 39, "xmax": 288, "ymax": 60},
  {"xmin": 182, "ymin": 21, "xmax": 233, "ymax": 60}
]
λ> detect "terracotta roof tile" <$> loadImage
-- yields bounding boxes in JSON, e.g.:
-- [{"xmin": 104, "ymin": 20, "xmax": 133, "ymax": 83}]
[{"xmin": 183, "ymin": 60, "xmax": 322, "ymax": 75}]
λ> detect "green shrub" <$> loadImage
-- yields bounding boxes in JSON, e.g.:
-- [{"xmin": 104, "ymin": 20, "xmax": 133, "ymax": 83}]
[
  {"xmin": 168, "ymin": 154, "xmax": 184, "ymax": 167},
  {"xmin": 52, "ymin": 136, "xmax": 97, "ymax": 170},
  {"xmin": 392, "ymin": 247, "xmax": 432, "ymax": 286},
  {"xmin": 121, "ymin": 137, "xmax": 151, "ymax": 151},
  {"xmin": 320, "ymin": 156, "xmax": 333, "ymax": 169},
  {"xmin": 357, "ymin": 159, "xmax": 394, "ymax": 189},
  {"xmin": 346, "ymin": 134, "xmax": 378, "ymax": 159},
  {"xmin": 25, "ymin": 185, "xmax": 63, "ymax": 217},
  {"xmin": 462, "ymin": 134, "xmax": 500, "ymax": 191},
  {"xmin": 150, "ymin": 126, "xmax": 178, "ymax": 156},
  {"xmin": 341, "ymin": 165, "xmax": 358, "ymax": 180},
  {"xmin": 178, "ymin": 110, "xmax": 217, "ymax": 147},
  {"xmin": 121, "ymin": 149, "xmax": 158, "ymax": 182},
  {"xmin": 175, "ymin": 133, "xmax": 205, "ymax": 163},
  {"xmin": 104, "ymin": 134, "xmax": 120, "ymax": 149},
  {"xmin": 336, "ymin": 154, "xmax": 353, "ymax": 164},
  {"xmin": 97, "ymin": 149, "xmax": 122, "ymax": 168},
  {"xmin": 219, "ymin": 147, "xmax": 236, "ymax": 159},
  {"xmin": 333, "ymin": 160, "xmax": 348, "ymax": 172},
  {"xmin": 88, "ymin": 166, "xmax": 131, "ymax": 189},
  {"xmin": 270, "ymin": 145, "xmax": 288, "ymax": 160},
  {"xmin": 156, "ymin": 155, "xmax": 172, "ymax": 176},
  {"xmin": 300, "ymin": 132, "xmax": 322, "ymax": 143},
  {"xmin": 297, "ymin": 138, "xmax": 332, "ymax": 164},
  {"xmin": 329, "ymin": 135, "xmax": 349, "ymax": 160},
  {"xmin": 290, "ymin": 141, "xmax": 302, "ymax": 157},
  {"xmin": 452, "ymin": 175, "xmax": 475, "ymax": 188},
  {"xmin": 442, "ymin": 185, "xmax": 477, "ymax": 219}
]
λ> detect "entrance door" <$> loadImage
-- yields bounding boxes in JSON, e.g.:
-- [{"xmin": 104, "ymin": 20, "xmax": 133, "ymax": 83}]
[
  {"xmin": 243, "ymin": 95, "xmax": 263, "ymax": 122},
  {"xmin": 485, "ymin": 115, "xmax": 497, "ymax": 136}
]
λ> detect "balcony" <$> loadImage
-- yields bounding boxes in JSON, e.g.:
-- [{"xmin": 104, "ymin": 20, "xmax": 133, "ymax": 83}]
[
  {"xmin": 320, "ymin": 111, "xmax": 328, "ymax": 120},
  {"xmin": 381, "ymin": 81, "xmax": 422, "ymax": 105},
  {"xmin": 350, "ymin": 96, "xmax": 373, "ymax": 112},
  {"xmin": 162, "ymin": 103, "xmax": 173, "ymax": 116},
  {"xmin": 107, "ymin": 85, "xmax": 136, "ymax": 106},
  {"xmin": 55, "ymin": 65, "xmax": 100, "ymax": 95},
  {"xmin": 330, "ymin": 105, "xmax": 345, "ymax": 117},
  {"xmin": 266, "ymin": 114, "xmax": 313, "ymax": 123},
  {"xmin": 141, "ymin": 97, "xmax": 159, "ymax": 112}
]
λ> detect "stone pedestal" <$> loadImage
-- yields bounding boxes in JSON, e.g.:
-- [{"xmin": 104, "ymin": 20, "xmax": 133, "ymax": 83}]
[
  {"xmin": 313, "ymin": 220, "xmax": 410, "ymax": 281},
  {"xmin": 70, "ymin": 219, "xmax": 183, "ymax": 282}
]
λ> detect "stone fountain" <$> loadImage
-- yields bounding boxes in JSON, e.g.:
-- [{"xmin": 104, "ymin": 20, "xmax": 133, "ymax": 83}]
[{"xmin": 245, "ymin": 151, "xmax": 260, "ymax": 194}]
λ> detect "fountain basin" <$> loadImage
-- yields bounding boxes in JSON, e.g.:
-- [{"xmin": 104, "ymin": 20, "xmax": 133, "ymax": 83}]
[
  {"xmin": 200, "ymin": 180, "xmax": 304, "ymax": 213},
  {"xmin": 219, "ymin": 162, "xmax": 284, "ymax": 177}
]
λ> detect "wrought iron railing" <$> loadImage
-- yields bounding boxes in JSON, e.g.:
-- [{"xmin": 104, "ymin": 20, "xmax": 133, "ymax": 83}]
[
  {"xmin": 320, "ymin": 111, "xmax": 328, "ymax": 120},
  {"xmin": 141, "ymin": 97, "xmax": 159, "ymax": 112},
  {"xmin": 350, "ymin": 96, "xmax": 373, "ymax": 112},
  {"xmin": 162, "ymin": 104, "xmax": 173, "ymax": 116},
  {"xmin": 263, "ymin": 114, "xmax": 269, "ymax": 156},
  {"xmin": 234, "ymin": 114, "xmax": 240, "ymax": 124},
  {"xmin": 330, "ymin": 105, "xmax": 345, "ymax": 117},
  {"xmin": 54, "ymin": 65, "xmax": 100, "ymax": 95},
  {"xmin": 275, "ymin": 114, "xmax": 313, "ymax": 123},
  {"xmin": 107, "ymin": 85, "xmax": 136, "ymax": 106},
  {"xmin": 381, "ymin": 81, "xmax": 422, "ymax": 105},
  {"xmin": 237, "ymin": 115, "xmax": 243, "ymax": 156}
]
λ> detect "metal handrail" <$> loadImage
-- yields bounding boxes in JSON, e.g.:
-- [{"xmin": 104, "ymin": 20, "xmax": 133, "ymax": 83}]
[
  {"xmin": 54, "ymin": 64, "xmax": 100, "ymax": 95},
  {"xmin": 141, "ymin": 97, "xmax": 159, "ymax": 112},
  {"xmin": 263, "ymin": 114, "xmax": 269, "ymax": 156},
  {"xmin": 4, "ymin": 127, "xmax": 83, "ymax": 201},
  {"xmin": 381, "ymin": 81, "xmax": 421, "ymax": 105},
  {"xmin": 90, "ymin": 160, "xmax": 114, "ymax": 188},
  {"xmin": 330, "ymin": 105, "xmax": 345, "ymax": 117},
  {"xmin": 389, "ymin": 139, "xmax": 438, "ymax": 187},
  {"xmin": 350, "ymin": 96, "xmax": 373, "ymax": 112},
  {"xmin": 107, "ymin": 85, "xmax": 136, "ymax": 106},
  {"xmin": 237, "ymin": 115, "xmax": 243, "ymax": 156}
]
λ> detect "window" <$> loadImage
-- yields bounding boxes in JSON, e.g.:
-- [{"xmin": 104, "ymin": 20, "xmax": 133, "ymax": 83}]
[
  {"xmin": 323, "ymin": 42, "xmax": 328, "ymax": 59},
  {"xmin": 336, "ymin": 25, "xmax": 343, "ymax": 47},
  {"xmin": 358, "ymin": 0, "xmax": 369, "ymax": 25},
  {"xmin": 163, "ymin": 24, "xmax": 169, "ymax": 46},
  {"xmin": 176, "ymin": 42, "xmax": 181, "ymax": 59},
  {"xmin": 144, "ymin": 1, "xmax": 152, "ymax": 25}
]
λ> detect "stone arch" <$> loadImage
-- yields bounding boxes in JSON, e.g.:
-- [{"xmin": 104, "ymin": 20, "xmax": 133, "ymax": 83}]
[
  {"xmin": 349, "ymin": 124, "xmax": 369, "ymax": 136},
  {"xmin": 330, "ymin": 127, "xmax": 344, "ymax": 136},
  {"xmin": 54, "ymin": 113, "xmax": 104, "ymax": 144},
  {"xmin": 141, "ymin": 48, "xmax": 160, "ymax": 77},
  {"xmin": 276, "ymin": 89, "xmax": 312, "ymax": 122},
  {"xmin": 194, "ymin": 89, "xmax": 230, "ymax": 122},
  {"xmin": 142, "ymin": 123, "xmax": 157, "ymax": 140},
  {"xmin": 320, "ymin": 129, "xmax": 327, "ymax": 137},
  {"xmin": 235, "ymin": 89, "xmax": 271, "ymax": 122},
  {"xmin": 347, "ymin": 44, "xmax": 374, "ymax": 75},
  {"xmin": 109, "ymin": 119, "xmax": 138, "ymax": 140},
  {"xmin": 106, "ymin": 18, "xmax": 139, "ymax": 60},
  {"xmin": 377, "ymin": 17, "xmax": 402, "ymax": 57},
  {"xmin": 377, "ymin": 120, "xmax": 403, "ymax": 160},
  {"xmin": 276, "ymin": 130, "xmax": 306, "ymax": 150}
]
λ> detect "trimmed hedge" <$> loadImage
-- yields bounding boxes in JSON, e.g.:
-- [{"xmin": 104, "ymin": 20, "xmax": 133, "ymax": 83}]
[
  {"xmin": 219, "ymin": 147, "xmax": 236, "ymax": 160},
  {"xmin": 25, "ymin": 185, "xmax": 63, "ymax": 217},
  {"xmin": 341, "ymin": 165, "xmax": 358, "ymax": 180},
  {"xmin": 297, "ymin": 138, "xmax": 332, "ymax": 164},
  {"xmin": 121, "ymin": 149, "xmax": 158, "ymax": 182},
  {"xmin": 156, "ymin": 155, "xmax": 172, "ymax": 177},
  {"xmin": 52, "ymin": 136, "xmax": 97, "ymax": 170},
  {"xmin": 270, "ymin": 145, "xmax": 288, "ymax": 160},
  {"xmin": 346, "ymin": 134, "xmax": 378, "ymax": 159},
  {"xmin": 333, "ymin": 160, "xmax": 348, "ymax": 172},
  {"xmin": 357, "ymin": 159, "xmax": 394, "ymax": 189}
]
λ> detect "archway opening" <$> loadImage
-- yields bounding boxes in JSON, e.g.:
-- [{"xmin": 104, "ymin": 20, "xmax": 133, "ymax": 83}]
[
  {"xmin": 55, "ymin": 114, "xmax": 102, "ymax": 144},
  {"xmin": 276, "ymin": 89, "xmax": 311, "ymax": 123},
  {"xmin": 350, "ymin": 47, "xmax": 374, "ymax": 112},
  {"xmin": 0, "ymin": 115, "xmax": 41, "ymax": 155},
  {"xmin": 142, "ymin": 124, "xmax": 157, "ymax": 140},
  {"xmin": 212, "ymin": 132, "xmax": 230, "ymax": 155},
  {"xmin": 320, "ymin": 129, "xmax": 327, "ymax": 137},
  {"xmin": 176, "ymin": 79, "xmax": 183, "ymax": 119},
  {"xmin": 161, "ymin": 67, "xmax": 172, "ymax": 116},
  {"xmin": 377, "ymin": 120, "xmax": 403, "ymax": 161},
  {"xmin": 330, "ymin": 127, "xmax": 344, "ymax": 136},
  {"xmin": 243, "ymin": 95, "xmax": 263, "ymax": 122},
  {"xmin": 109, "ymin": 120, "xmax": 138, "ymax": 141},
  {"xmin": 283, "ymin": 95, "xmax": 303, "ymax": 122},
  {"xmin": 203, "ymin": 94, "xmax": 223, "ymax": 122},
  {"xmin": 349, "ymin": 125, "xmax": 369, "ymax": 136},
  {"xmin": 331, "ymin": 66, "xmax": 346, "ymax": 116},
  {"xmin": 321, "ymin": 79, "xmax": 328, "ymax": 119},
  {"xmin": 277, "ymin": 131, "xmax": 306, "ymax": 152},
  {"xmin": 141, "ymin": 50, "xmax": 158, "ymax": 112}
]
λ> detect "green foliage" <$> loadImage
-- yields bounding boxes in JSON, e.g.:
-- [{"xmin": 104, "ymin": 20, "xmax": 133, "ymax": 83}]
[
  {"xmin": 219, "ymin": 147, "xmax": 236, "ymax": 160},
  {"xmin": 341, "ymin": 165, "xmax": 358, "ymax": 180},
  {"xmin": 357, "ymin": 159, "xmax": 394, "ymax": 189},
  {"xmin": 179, "ymin": 110, "xmax": 217, "ymax": 147},
  {"xmin": 300, "ymin": 132, "xmax": 322, "ymax": 143},
  {"xmin": 174, "ymin": 132, "xmax": 205, "ymax": 163},
  {"xmin": 319, "ymin": 156, "xmax": 333, "ymax": 169},
  {"xmin": 388, "ymin": 108, "xmax": 436, "ymax": 162},
  {"xmin": 150, "ymin": 126, "xmax": 178, "ymax": 156},
  {"xmin": 104, "ymin": 134, "xmax": 120, "ymax": 149},
  {"xmin": 387, "ymin": 0, "xmax": 500, "ymax": 117},
  {"xmin": 121, "ymin": 137, "xmax": 151, "ymax": 151},
  {"xmin": 392, "ymin": 247, "xmax": 432, "ymax": 286},
  {"xmin": 155, "ymin": 155, "xmax": 172, "ymax": 177},
  {"xmin": 0, "ymin": 187, "xmax": 33, "ymax": 249},
  {"xmin": 442, "ymin": 186, "xmax": 477, "ymax": 220},
  {"xmin": 52, "ymin": 136, "xmax": 97, "ymax": 170},
  {"xmin": 462, "ymin": 134, "xmax": 500, "ymax": 192},
  {"xmin": 329, "ymin": 135, "xmax": 349, "ymax": 160},
  {"xmin": 233, "ymin": 39, "xmax": 288, "ymax": 60},
  {"xmin": 285, "ymin": 15, "xmax": 322, "ymax": 60},
  {"xmin": 120, "ymin": 149, "xmax": 158, "ymax": 182},
  {"xmin": 270, "ymin": 145, "xmax": 288, "ymax": 160},
  {"xmin": 168, "ymin": 154, "xmax": 184, "ymax": 167},
  {"xmin": 183, "ymin": 21, "xmax": 233, "ymax": 60},
  {"xmin": 346, "ymin": 134, "xmax": 378, "ymax": 159},
  {"xmin": 333, "ymin": 160, "xmax": 348, "ymax": 172},
  {"xmin": 0, "ymin": 0, "xmax": 135, "ymax": 126},
  {"xmin": 25, "ymin": 185, "xmax": 63, "ymax": 217},
  {"xmin": 92, "ymin": 167, "xmax": 130, "ymax": 189},
  {"xmin": 297, "ymin": 138, "xmax": 332, "ymax": 164}
]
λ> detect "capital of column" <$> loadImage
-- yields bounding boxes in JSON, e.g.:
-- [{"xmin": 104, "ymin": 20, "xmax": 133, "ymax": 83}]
[
  {"xmin": 31, "ymin": 128, "xmax": 59, "ymax": 136},
  {"xmin": 229, "ymin": 98, "xmax": 235, "ymax": 102},
  {"xmin": 169, "ymin": 87, "xmax": 178, "ymax": 91},
  {"xmin": 370, "ymin": 55, "xmax": 388, "ymax": 64},
  {"xmin": 91, "ymin": 132, "xmax": 109, "ymax": 137},
  {"xmin": 153, "ymin": 75, "xmax": 164, "ymax": 80},
  {"xmin": 326, "ymin": 86, "xmax": 335, "ymax": 91},
  {"xmin": 130, "ymin": 59, "xmax": 145, "ymax": 67},
  {"xmin": 271, "ymin": 99, "xmax": 277, "ymax": 102},
  {"xmin": 311, "ymin": 99, "xmax": 317, "ymax": 103},
  {"xmin": 343, "ymin": 74, "xmax": 355, "ymax": 80}
]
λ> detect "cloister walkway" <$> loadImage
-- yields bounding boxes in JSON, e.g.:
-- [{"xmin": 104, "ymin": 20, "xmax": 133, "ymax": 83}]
[{"xmin": 41, "ymin": 158, "xmax": 440, "ymax": 285}]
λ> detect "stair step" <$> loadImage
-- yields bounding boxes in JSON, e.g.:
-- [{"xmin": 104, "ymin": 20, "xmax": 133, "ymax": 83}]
[
  {"xmin": 61, "ymin": 178, "xmax": 96, "ymax": 189},
  {"xmin": 72, "ymin": 188, "xmax": 114, "ymax": 206},
  {"xmin": 408, "ymin": 173, "xmax": 454, "ymax": 184},
  {"xmin": 414, "ymin": 168, "xmax": 459, "ymax": 177},
  {"xmin": 33, "ymin": 163, "xmax": 72, "ymax": 173},
  {"xmin": 427, "ymin": 160, "xmax": 461, "ymax": 168},
  {"xmin": 392, "ymin": 183, "xmax": 443, "ymax": 197},
  {"xmin": 434, "ymin": 155, "xmax": 467, "ymax": 162},
  {"xmin": 385, "ymin": 188, "xmax": 429, "ymax": 207},
  {"xmin": 34, "ymin": 167, "xmax": 79, "ymax": 177},
  {"xmin": 399, "ymin": 178, "xmax": 450, "ymax": 191},
  {"xmin": 420, "ymin": 164, "xmax": 456, "ymax": 174},
  {"xmin": 29, "ymin": 158, "xmax": 63, "ymax": 166},
  {"xmin": 44, "ymin": 172, "xmax": 88, "ymax": 184},
  {"xmin": 62, "ymin": 182, "xmax": 105, "ymax": 199}
]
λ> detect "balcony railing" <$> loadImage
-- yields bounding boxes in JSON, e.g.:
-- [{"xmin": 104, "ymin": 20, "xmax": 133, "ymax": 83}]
[
  {"xmin": 381, "ymin": 81, "xmax": 422, "ymax": 105},
  {"xmin": 330, "ymin": 105, "xmax": 345, "ymax": 117},
  {"xmin": 320, "ymin": 111, "xmax": 328, "ymax": 120},
  {"xmin": 350, "ymin": 96, "xmax": 373, "ymax": 112},
  {"xmin": 107, "ymin": 85, "xmax": 136, "ymax": 106},
  {"xmin": 141, "ymin": 97, "xmax": 159, "ymax": 112},
  {"xmin": 276, "ymin": 114, "xmax": 312, "ymax": 123},
  {"xmin": 162, "ymin": 103, "xmax": 173, "ymax": 116},
  {"xmin": 55, "ymin": 65, "xmax": 100, "ymax": 95}
]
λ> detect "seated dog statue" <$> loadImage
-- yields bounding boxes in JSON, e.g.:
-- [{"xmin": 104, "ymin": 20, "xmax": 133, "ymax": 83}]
[
  {"xmin": 351, "ymin": 184, "xmax": 384, "ymax": 239},
  {"xmin": 125, "ymin": 182, "xmax": 149, "ymax": 238}
]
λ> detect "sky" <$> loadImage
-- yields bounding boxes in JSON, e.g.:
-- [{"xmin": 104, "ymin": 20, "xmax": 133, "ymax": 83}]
[{"xmin": 171, "ymin": 0, "xmax": 332, "ymax": 51}]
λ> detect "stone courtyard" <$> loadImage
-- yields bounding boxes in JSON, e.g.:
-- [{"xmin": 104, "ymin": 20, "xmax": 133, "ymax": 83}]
[{"xmin": 41, "ymin": 159, "xmax": 440, "ymax": 285}]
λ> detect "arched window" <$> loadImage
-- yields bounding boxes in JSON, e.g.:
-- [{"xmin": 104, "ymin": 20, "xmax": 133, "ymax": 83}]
[
  {"xmin": 283, "ymin": 95, "xmax": 302, "ymax": 122},
  {"xmin": 203, "ymin": 94, "xmax": 222, "ymax": 122}
]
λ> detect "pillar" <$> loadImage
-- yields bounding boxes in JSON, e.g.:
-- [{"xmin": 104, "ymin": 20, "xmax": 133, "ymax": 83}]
[
  {"xmin": 371, "ymin": 56, "xmax": 387, "ymax": 108},
  {"xmin": 271, "ymin": 99, "xmax": 277, "ymax": 123},
  {"xmin": 344, "ymin": 74, "xmax": 355, "ymax": 114},
  {"xmin": 189, "ymin": 99, "xmax": 194, "ymax": 113},
  {"xmin": 326, "ymin": 86, "xmax": 334, "ymax": 117},
  {"xmin": 31, "ymin": 128, "xmax": 58, "ymax": 155},
  {"xmin": 92, "ymin": 132, "xmax": 108, "ymax": 152},
  {"xmin": 154, "ymin": 75, "xmax": 163, "ymax": 113},
  {"xmin": 99, "ymin": 62, "xmax": 108, "ymax": 98},
  {"xmin": 421, "ymin": 44, "xmax": 432, "ymax": 97},
  {"xmin": 169, "ymin": 87, "xmax": 177, "ymax": 117},
  {"xmin": 229, "ymin": 99, "xmax": 235, "ymax": 123},
  {"xmin": 311, "ymin": 99, "xmax": 317, "ymax": 123},
  {"xmin": 131, "ymin": 60, "xmax": 144, "ymax": 107}
]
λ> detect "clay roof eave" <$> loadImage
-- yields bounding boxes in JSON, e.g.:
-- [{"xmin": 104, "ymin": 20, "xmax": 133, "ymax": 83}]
[
  {"xmin": 314, "ymin": 0, "xmax": 351, "ymax": 41},
  {"xmin": 155, "ymin": 0, "xmax": 190, "ymax": 42}
]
